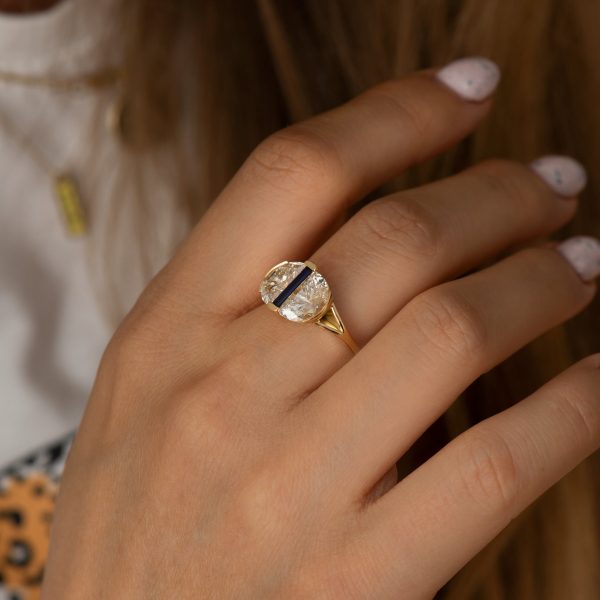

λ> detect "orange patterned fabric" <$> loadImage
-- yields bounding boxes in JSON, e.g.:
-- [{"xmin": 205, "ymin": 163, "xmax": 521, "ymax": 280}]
[
  {"xmin": 0, "ymin": 474, "xmax": 56, "ymax": 599},
  {"xmin": 0, "ymin": 434, "xmax": 73, "ymax": 600}
]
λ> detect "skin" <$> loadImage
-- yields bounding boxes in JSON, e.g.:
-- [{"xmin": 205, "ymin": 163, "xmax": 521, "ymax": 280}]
[{"xmin": 41, "ymin": 68, "xmax": 600, "ymax": 598}]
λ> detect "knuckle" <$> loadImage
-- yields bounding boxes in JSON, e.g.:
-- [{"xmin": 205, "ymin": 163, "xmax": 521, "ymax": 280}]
[
  {"xmin": 471, "ymin": 158, "xmax": 542, "ymax": 208},
  {"xmin": 100, "ymin": 325, "xmax": 148, "ymax": 382},
  {"xmin": 360, "ymin": 81, "xmax": 431, "ymax": 147},
  {"xmin": 246, "ymin": 125, "xmax": 344, "ymax": 194},
  {"xmin": 293, "ymin": 562, "xmax": 369, "ymax": 600},
  {"xmin": 546, "ymin": 376, "xmax": 600, "ymax": 449},
  {"xmin": 88, "ymin": 329, "xmax": 161, "ymax": 444},
  {"xmin": 356, "ymin": 196, "xmax": 441, "ymax": 262},
  {"xmin": 455, "ymin": 427, "xmax": 521, "ymax": 516},
  {"xmin": 560, "ymin": 394, "xmax": 600, "ymax": 448},
  {"xmin": 232, "ymin": 466, "xmax": 299, "ymax": 546},
  {"xmin": 515, "ymin": 245, "xmax": 588, "ymax": 305},
  {"xmin": 160, "ymin": 348, "xmax": 262, "ymax": 449},
  {"xmin": 410, "ymin": 287, "xmax": 487, "ymax": 359},
  {"xmin": 161, "ymin": 384, "xmax": 230, "ymax": 453},
  {"xmin": 101, "ymin": 316, "xmax": 174, "ymax": 387},
  {"xmin": 151, "ymin": 386, "xmax": 239, "ymax": 492},
  {"xmin": 539, "ymin": 246, "xmax": 582, "ymax": 288},
  {"xmin": 205, "ymin": 346, "xmax": 271, "ymax": 416}
]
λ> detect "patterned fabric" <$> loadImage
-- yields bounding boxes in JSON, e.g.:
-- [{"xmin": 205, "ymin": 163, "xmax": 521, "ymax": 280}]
[{"xmin": 0, "ymin": 432, "xmax": 74, "ymax": 600}]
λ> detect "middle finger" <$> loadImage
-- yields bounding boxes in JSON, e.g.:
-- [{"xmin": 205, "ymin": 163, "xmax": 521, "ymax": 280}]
[{"xmin": 309, "ymin": 155, "xmax": 584, "ymax": 345}]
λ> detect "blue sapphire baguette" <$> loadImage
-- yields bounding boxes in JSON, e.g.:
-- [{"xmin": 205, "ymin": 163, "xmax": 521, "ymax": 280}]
[{"xmin": 273, "ymin": 265, "xmax": 313, "ymax": 308}]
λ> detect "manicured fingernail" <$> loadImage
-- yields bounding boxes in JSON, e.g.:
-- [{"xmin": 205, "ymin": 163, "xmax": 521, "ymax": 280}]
[
  {"xmin": 530, "ymin": 155, "xmax": 587, "ymax": 197},
  {"xmin": 556, "ymin": 235, "xmax": 600, "ymax": 281},
  {"xmin": 435, "ymin": 57, "xmax": 500, "ymax": 101}
]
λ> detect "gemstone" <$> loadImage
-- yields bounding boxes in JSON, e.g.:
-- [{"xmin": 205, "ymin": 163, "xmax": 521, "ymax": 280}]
[
  {"xmin": 273, "ymin": 266, "xmax": 313, "ymax": 308},
  {"xmin": 260, "ymin": 261, "xmax": 331, "ymax": 322},
  {"xmin": 259, "ymin": 261, "xmax": 305, "ymax": 304},
  {"xmin": 279, "ymin": 270, "xmax": 330, "ymax": 322}
]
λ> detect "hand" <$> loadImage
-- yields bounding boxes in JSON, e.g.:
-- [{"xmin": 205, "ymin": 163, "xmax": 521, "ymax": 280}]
[{"xmin": 42, "ymin": 57, "xmax": 600, "ymax": 599}]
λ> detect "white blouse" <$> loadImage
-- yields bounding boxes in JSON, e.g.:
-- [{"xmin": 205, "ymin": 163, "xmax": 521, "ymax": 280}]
[{"xmin": 0, "ymin": 0, "xmax": 188, "ymax": 464}]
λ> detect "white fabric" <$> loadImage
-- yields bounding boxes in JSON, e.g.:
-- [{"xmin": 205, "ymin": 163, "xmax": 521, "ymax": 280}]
[{"xmin": 0, "ymin": 0, "xmax": 156, "ymax": 464}]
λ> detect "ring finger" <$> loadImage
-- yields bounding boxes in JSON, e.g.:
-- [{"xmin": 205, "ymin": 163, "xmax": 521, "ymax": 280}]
[
  {"xmin": 231, "ymin": 155, "xmax": 584, "ymax": 414},
  {"xmin": 308, "ymin": 155, "xmax": 584, "ymax": 345},
  {"xmin": 236, "ymin": 154, "xmax": 583, "ymax": 396},
  {"xmin": 290, "ymin": 238, "xmax": 598, "ymax": 500}
]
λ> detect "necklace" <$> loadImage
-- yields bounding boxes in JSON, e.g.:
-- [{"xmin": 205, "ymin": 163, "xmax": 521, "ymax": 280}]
[
  {"xmin": 0, "ymin": 65, "xmax": 120, "ymax": 91},
  {"xmin": 0, "ymin": 65, "xmax": 122, "ymax": 236}
]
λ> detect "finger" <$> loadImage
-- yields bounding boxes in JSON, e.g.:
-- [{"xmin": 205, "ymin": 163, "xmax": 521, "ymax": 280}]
[
  {"xmin": 174, "ymin": 58, "xmax": 500, "ymax": 313},
  {"xmin": 292, "ymin": 240, "xmax": 598, "ymax": 499},
  {"xmin": 353, "ymin": 353, "xmax": 600, "ymax": 599},
  {"xmin": 230, "ymin": 156, "xmax": 580, "ymax": 413},
  {"xmin": 309, "ymin": 155, "xmax": 583, "ymax": 344}
]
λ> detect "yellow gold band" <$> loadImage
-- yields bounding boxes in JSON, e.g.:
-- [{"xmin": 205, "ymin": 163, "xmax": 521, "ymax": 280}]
[{"xmin": 314, "ymin": 302, "xmax": 359, "ymax": 354}]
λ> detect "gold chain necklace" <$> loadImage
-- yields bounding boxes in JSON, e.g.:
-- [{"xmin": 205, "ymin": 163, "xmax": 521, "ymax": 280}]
[
  {"xmin": 0, "ymin": 66, "xmax": 122, "ymax": 236},
  {"xmin": 0, "ymin": 65, "xmax": 121, "ymax": 91}
]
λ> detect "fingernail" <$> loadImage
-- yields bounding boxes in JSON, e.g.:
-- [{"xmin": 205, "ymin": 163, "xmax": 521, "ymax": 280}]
[
  {"xmin": 530, "ymin": 155, "xmax": 587, "ymax": 197},
  {"xmin": 556, "ymin": 235, "xmax": 600, "ymax": 282},
  {"xmin": 435, "ymin": 56, "xmax": 501, "ymax": 101}
]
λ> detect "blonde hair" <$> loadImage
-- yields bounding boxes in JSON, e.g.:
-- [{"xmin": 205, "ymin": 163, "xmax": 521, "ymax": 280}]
[{"xmin": 110, "ymin": 1, "xmax": 600, "ymax": 596}]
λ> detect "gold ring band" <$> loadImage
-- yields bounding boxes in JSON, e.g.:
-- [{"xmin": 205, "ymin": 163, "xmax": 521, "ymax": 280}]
[
  {"xmin": 259, "ymin": 260, "xmax": 359, "ymax": 354},
  {"xmin": 313, "ymin": 301, "xmax": 359, "ymax": 354}
]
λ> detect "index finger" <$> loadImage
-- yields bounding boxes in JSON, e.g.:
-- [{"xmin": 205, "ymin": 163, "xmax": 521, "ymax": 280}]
[{"xmin": 173, "ymin": 58, "xmax": 500, "ymax": 314}]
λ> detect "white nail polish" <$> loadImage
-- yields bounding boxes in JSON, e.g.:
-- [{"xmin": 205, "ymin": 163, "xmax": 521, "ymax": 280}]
[
  {"xmin": 530, "ymin": 155, "xmax": 588, "ymax": 197},
  {"xmin": 556, "ymin": 236, "xmax": 600, "ymax": 282},
  {"xmin": 435, "ymin": 57, "xmax": 501, "ymax": 101}
]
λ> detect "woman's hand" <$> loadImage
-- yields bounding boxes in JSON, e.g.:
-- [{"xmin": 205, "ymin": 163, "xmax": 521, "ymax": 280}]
[{"xmin": 42, "ymin": 57, "xmax": 600, "ymax": 599}]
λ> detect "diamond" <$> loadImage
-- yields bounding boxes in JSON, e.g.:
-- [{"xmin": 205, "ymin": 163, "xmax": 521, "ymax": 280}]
[
  {"xmin": 259, "ymin": 261, "xmax": 305, "ymax": 304},
  {"xmin": 279, "ymin": 271, "xmax": 330, "ymax": 321},
  {"xmin": 260, "ymin": 261, "xmax": 331, "ymax": 323}
]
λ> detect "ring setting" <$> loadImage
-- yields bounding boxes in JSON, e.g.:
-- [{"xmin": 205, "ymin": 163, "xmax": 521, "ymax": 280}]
[{"xmin": 259, "ymin": 260, "xmax": 359, "ymax": 353}]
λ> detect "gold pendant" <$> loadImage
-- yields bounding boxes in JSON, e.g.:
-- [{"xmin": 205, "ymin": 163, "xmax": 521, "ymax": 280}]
[{"xmin": 54, "ymin": 174, "xmax": 87, "ymax": 236}]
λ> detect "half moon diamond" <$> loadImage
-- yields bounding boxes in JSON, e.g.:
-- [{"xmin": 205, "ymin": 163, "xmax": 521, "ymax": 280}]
[{"xmin": 260, "ymin": 261, "xmax": 331, "ymax": 323}]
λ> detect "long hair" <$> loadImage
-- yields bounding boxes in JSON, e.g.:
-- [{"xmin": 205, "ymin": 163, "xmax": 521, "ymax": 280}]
[{"xmin": 103, "ymin": 1, "xmax": 600, "ymax": 596}]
